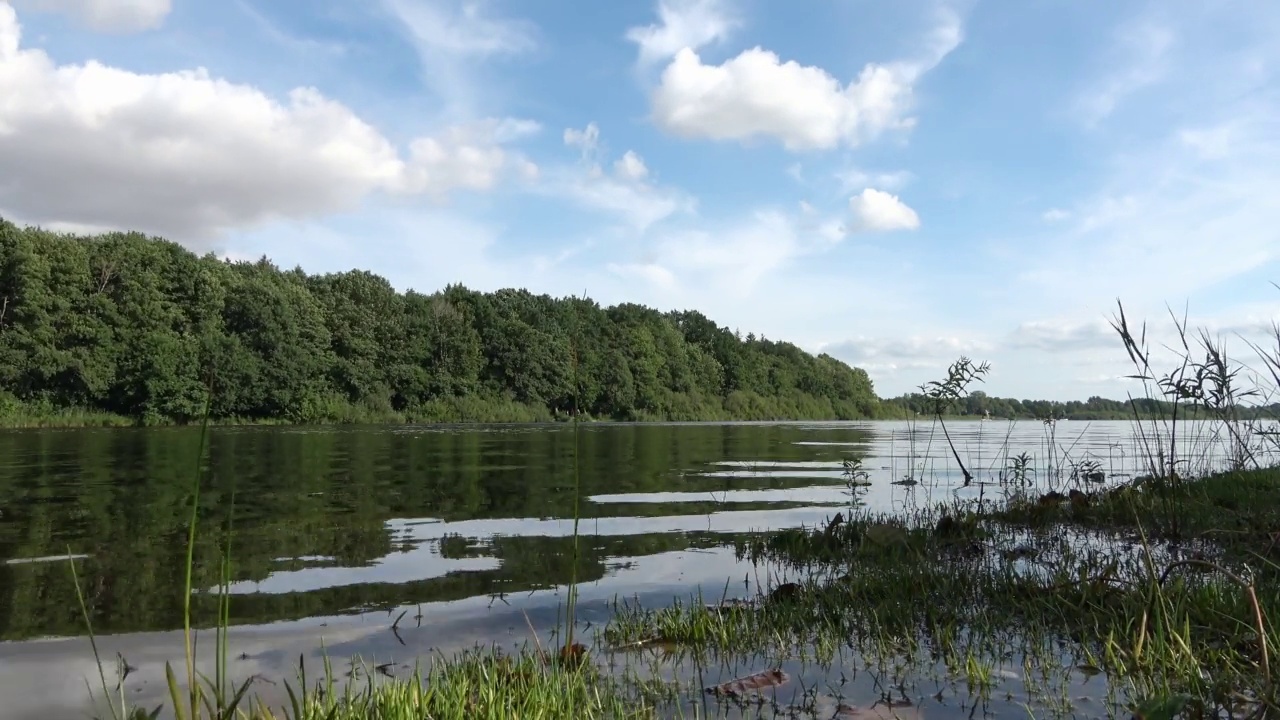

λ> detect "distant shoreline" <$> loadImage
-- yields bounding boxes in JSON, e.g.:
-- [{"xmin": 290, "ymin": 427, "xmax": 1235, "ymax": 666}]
[{"xmin": 0, "ymin": 407, "xmax": 1245, "ymax": 431}]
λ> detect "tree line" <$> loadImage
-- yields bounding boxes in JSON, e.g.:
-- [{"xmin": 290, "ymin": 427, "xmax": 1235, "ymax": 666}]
[
  {"xmin": 0, "ymin": 220, "xmax": 882, "ymax": 424},
  {"xmin": 881, "ymin": 390, "xmax": 1279, "ymax": 421},
  {"xmin": 3, "ymin": 219, "xmax": 1268, "ymax": 427}
]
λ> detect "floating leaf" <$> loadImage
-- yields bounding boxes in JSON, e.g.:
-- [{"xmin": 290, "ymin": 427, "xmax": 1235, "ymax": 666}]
[
  {"xmin": 705, "ymin": 668, "xmax": 788, "ymax": 697},
  {"xmin": 559, "ymin": 642, "xmax": 587, "ymax": 664}
]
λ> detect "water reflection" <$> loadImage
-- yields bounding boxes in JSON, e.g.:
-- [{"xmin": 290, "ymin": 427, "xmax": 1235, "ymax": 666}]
[
  {"xmin": 0, "ymin": 420, "xmax": 1264, "ymax": 641},
  {"xmin": 0, "ymin": 419, "xmax": 1269, "ymax": 719}
]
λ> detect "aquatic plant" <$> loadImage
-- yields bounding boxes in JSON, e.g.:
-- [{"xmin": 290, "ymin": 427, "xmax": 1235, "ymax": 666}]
[{"xmin": 918, "ymin": 357, "xmax": 990, "ymax": 486}]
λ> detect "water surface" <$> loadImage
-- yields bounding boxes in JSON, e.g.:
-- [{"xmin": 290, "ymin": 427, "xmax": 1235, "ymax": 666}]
[{"xmin": 0, "ymin": 419, "xmax": 1256, "ymax": 718}]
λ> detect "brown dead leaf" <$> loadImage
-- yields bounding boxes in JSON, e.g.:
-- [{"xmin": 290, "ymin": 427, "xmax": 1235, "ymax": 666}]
[{"xmin": 704, "ymin": 668, "xmax": 789, "ymax": 697}]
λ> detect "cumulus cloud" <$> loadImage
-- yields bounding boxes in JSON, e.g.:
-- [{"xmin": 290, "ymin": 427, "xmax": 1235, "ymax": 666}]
[
  {"xmin": 626, "ymin": 0, "xmax": 737, "ymax": 68},
  {"xmin": 649, "ymin": 7, "xmax": 962, "ymax": 150},
  {"xmin": 613, "ymin": 151, "xmax": 650, "ymax": 181},
  {"xmin": 400, "ymin": 119, "xmax": 540, "ymax": 194},
  {"xmin": 563, "ymin": 122, "xmax": 601, "ymax": 160},
  {"xmin": 0, "ymin": 3, "xmax": 536, "ymax": 244},
  {"xmin": 847, "ymin": 189, "xmax": 920, "ymax": 232},
  {"xmin": 651, "ymin": 48, "xmax": 913, "ymax": 151},
  {"xmin": 10, "ymin": 0, "xmax": 169, "ymax": 33}
]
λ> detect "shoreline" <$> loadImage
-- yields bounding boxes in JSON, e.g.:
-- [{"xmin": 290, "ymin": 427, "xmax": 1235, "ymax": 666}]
[{"xmin": 0, "ymin": 409, "xmax": 1236, "ymax": 431}]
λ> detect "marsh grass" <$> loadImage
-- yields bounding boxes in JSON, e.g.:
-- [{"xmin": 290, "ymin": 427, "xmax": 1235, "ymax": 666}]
[
  {"xmin": 244, "ymin": 649, "xmax": 652, "ymax": 720},
  {"xmin": 603, "ymin": 483, "xmax": 1280, "ymax": 716}
]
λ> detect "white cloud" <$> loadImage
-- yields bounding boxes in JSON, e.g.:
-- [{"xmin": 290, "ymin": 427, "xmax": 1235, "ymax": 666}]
[
  {"xmin": 613, "ymin": 151, "xmax": 650, "ymax": 181},
  {"xmin": 563, "ymin": 122, "xmax": 601, "ymax": 159},
  {"xmin": 0, "ymin": 3, "xmax": 535, "ymax": 244},
  {"xmin": 1041, "ymin": 208, "xmax": 1070, "ymax": 222},
  {"xmin": 10, "ymin": 0, "xmax": 169, "ymax": 33},
  {"xmin": 400, "ymin": 119, "xmax": 540, "ymax": 195},
  {"xmin": 626, "ymin": 0, "xmax": 737, "ymax": 68},
  {"xmin": 648, "ymin": 8, "xmax": 962, "ymax": 150},
  {"xmin": 847, "ymin": 189, "xmax": 920, "ymax": 232},
  {"xmin": 651, "ymin": 47, "xmax": 915, "ymax": 151}
]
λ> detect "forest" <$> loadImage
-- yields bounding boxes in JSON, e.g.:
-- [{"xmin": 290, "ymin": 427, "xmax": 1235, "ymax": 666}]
[
  {"xmin": 0, "ymin": 220, "xmax": 883, "ymax": 424},
  {"xmin": 3, "ymin": 219, "xmax": 1267, "ymax": 426}
]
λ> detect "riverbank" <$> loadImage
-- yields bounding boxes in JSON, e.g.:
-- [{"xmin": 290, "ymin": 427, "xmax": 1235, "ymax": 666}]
[
  {"xmin": 0, "ymin": 392, "xmax": 893, "ymax": 429},
  {"xmin": 0, "ymin": 399, "xmax": 1212, "ymax": 430}
]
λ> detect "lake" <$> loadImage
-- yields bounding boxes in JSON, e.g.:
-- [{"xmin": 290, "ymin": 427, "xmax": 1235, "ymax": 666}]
[{"xmin": 0, "ymin": 419, "xmax": 1259, "ymax": 719}]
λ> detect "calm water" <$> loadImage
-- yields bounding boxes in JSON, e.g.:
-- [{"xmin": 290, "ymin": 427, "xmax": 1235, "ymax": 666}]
[{"xmin": 0, "ymin": 419, "xmax": 1262, "ymax": 719}]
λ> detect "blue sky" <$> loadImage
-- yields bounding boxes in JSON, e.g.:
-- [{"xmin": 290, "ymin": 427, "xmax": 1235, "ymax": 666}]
[{"xmin": 1, "ymin": 0, "xmax": 1278, "ymax": 400}]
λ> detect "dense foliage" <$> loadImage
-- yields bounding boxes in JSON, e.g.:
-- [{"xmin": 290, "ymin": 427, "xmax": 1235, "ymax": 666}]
[
  {"xmin": 0, "ymin": 220, "xmax": 881, "ymax": 424},
  {"xmin": 6, "ymin": 219, "xmax": 1270, "ymax": 427}
]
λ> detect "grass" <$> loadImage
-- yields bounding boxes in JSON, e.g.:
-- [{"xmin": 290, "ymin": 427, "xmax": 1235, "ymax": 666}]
[
  {"xmin": 243, "ymin": 649, "xmax": 654, "ymax": 720},
  {"xmin": 602, "ymin": 470, "xmax": 1280, "ymax": 717}
]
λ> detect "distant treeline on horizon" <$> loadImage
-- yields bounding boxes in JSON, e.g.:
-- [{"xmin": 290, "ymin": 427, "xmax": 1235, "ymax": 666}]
[
  {"xmin": 0, "ymin": 219, "xmax": 1274, "ymax": 427},
  {"xmin": 880, "ymin": 392, "xmax": 1280, "ymax": 422}
]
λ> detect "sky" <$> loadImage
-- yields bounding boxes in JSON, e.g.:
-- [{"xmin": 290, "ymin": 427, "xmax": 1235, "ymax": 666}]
[{"xmin": 1, "ymin": 0, "xmax": 1278, "ymax": 401}]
